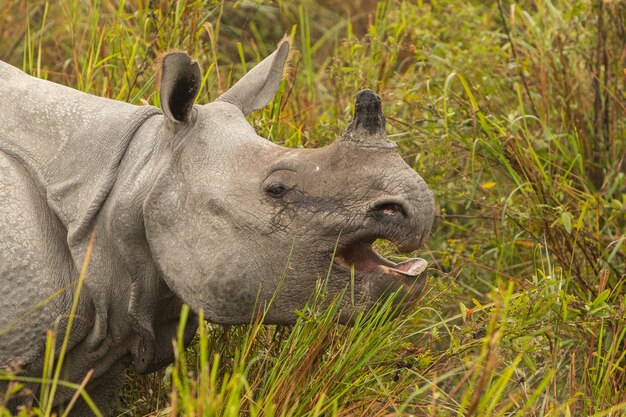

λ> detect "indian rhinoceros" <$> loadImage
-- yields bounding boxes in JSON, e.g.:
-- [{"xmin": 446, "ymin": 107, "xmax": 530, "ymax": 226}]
[{"xmin": 0, "ymin": 39, "xmax": 435, "ymax": 415}]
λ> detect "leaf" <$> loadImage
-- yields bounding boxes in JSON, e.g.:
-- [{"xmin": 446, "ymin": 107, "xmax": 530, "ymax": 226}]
[
  {"xmin": 587, "ymin": 290, "xmax": 612, "ymax": 317},
  {"xmin": 472, "ymin": 298, "xmax": 486, "ymax": 311},
  {"xmin": 522, "ymin": 352, "xmax": 537, "ymax": 374},
  {"xmin": 591, "ymin": 289, "xmax": 611, "ymax": 307},
  {"xmin": 561, "ymin": 211, "xmax": 573, "ymax": 234},
  {"xmin": 481, "ymin": 181, "xmax": 496, "ymax": 190},
  {"xmin": 459, "ymin": 302, "xmax": 468, "ymax": 322}
]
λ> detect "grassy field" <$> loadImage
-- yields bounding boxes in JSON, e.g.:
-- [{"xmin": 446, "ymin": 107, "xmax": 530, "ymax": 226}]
[{"xmin": 1, "ymin": 0, "xmax": 625, "ymax": 415}]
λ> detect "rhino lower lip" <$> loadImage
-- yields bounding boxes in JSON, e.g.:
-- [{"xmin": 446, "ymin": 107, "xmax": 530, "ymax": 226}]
[{"xmin": 333, "ymin": 241, "xmax": 427, "ymax": 278}]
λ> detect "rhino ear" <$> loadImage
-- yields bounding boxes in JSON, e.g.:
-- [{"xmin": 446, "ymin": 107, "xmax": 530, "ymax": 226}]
[
  {"xmin": 217, "ymin": 38, "xmax": 290, "ymax": 115},
  {"xmin": 158, "ymin": 52, "xmax": 201, "ymax": 124}
]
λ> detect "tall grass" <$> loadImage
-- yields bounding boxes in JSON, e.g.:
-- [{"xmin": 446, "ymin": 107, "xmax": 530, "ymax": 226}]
[{"xmin": 0, "ymin": 0, "xmax": 624, "ymax": 416}]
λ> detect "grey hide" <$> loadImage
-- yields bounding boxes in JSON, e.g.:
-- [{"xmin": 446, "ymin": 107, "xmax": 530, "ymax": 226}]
[{"xmin": 0, "ymin": 39, "xmax": 435, "ymax": 415}]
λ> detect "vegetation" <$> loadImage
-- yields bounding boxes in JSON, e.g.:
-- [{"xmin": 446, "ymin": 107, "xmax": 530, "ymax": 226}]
[{"xmin": 1, "ymin": 0, "xmax": 625, "ymax": 415}]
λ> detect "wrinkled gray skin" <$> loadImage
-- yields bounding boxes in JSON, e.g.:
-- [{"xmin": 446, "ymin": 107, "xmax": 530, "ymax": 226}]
[{"xmin": 0, "ymin": 40, "xmax": 434, "ymax": 415}]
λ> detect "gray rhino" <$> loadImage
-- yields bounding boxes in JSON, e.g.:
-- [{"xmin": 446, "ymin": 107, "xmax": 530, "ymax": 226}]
[{"xmin": 0, "ymin": 39, "xmax": 434, "ymax": 415}]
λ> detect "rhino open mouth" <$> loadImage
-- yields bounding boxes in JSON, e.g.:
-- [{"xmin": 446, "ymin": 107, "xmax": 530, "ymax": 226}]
[
  {"xmin": 333, "ymin": 200, "xmax": 428, "ymax": 281},
  {"xmin": 333, "ymin": 240, "xmax": 428, "ymax": 279}
]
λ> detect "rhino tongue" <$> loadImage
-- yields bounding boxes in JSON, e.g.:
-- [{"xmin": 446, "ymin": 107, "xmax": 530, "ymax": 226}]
[
  {"xmin": 393, "ymin": 258, "xmax": 428, "ymax": 277},
  {"xmin": 335, "ymin": 241, "xmax": 428, "ymax": 278}
]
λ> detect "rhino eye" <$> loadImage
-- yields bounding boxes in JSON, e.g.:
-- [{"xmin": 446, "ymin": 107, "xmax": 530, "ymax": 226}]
[{"xmin": 265, "ymin": 183, "xmax": 289, "ymax": 199}]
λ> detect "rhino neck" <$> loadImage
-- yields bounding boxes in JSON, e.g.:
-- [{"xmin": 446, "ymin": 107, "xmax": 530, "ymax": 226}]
[
  {"xmin": 0, "ymin": 61, "xmax": 160, "ymax": 258},
  {"xmin": 93, "ymin": 114, "xmax": 200, "ymax": 374}
]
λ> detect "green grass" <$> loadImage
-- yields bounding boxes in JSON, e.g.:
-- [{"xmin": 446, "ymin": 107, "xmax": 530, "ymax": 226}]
[{"xmin": 1, "ymin": 0, "xmax": 625, "ymax": 415}]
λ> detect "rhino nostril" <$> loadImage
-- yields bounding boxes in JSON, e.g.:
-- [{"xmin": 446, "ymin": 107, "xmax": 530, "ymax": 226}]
[{"xmin": 371, "ymin": 202, "xmax": 407, "ymax": 220}]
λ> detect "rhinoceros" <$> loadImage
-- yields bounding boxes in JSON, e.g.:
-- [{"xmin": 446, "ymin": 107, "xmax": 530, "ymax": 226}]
[{"xmin": 0, "ymin": 39, "xmax": 435, "ymax": 415}]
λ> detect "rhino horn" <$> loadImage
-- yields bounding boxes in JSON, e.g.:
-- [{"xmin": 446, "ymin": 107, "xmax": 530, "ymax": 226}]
[
  {"xmin": 217, "ymin": 38, "xmax": 291, "ymax": 116},
  {"xmin": 340, "ymin": 89, "xmax": 395, "ymax": 149}
]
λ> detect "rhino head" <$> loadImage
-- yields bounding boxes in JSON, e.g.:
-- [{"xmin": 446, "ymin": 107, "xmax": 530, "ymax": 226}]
[{"xmin": 144, "ymin": 39, "xmax": 435, "ymax": 325}]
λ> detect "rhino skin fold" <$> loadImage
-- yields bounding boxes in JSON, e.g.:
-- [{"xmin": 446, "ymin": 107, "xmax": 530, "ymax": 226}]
[{"xmin": 0, "ymin": 39, "xmax": 435, "ymax": 415}]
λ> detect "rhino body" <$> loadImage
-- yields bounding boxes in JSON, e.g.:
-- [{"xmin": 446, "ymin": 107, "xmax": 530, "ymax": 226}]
[{"xmin": 0, "ymin": 40, "xmax": 434, "ymax": 415}]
